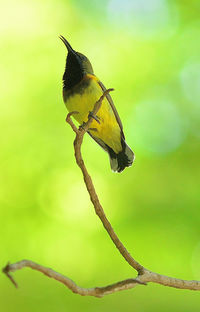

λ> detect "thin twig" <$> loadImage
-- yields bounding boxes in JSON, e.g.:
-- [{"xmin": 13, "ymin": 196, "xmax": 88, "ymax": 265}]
[
  {"xmin": 3, "ymin": 89, "xmax": 200, "ymax": 296},
  {"xmin": 67, "ymin": 89, "xmax": 144, "ymax": 273},
  {"xmin": 2, "ymin": 260, "xmax": 145, "ymax": 297}
]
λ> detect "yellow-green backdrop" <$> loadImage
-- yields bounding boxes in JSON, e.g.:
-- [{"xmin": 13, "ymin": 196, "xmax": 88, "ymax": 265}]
[{"xmin": 1, "ymin": 0, "xmax": 200, "ymax": 311}]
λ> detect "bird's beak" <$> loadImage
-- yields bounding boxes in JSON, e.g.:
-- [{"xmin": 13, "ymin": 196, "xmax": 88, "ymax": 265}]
[{"xmin": 59, "ymin": 35, "xmax": 75, "ymax": 53}]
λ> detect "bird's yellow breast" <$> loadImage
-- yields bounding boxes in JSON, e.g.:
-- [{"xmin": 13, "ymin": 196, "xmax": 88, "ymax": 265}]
[{"xmin": 63, "ymin": 75, "xmax": 122, "ymax": 153}]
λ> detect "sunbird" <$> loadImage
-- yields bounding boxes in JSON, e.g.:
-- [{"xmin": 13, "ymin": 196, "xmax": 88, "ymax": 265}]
[{"xmin": 60, "ymin": 35, "xmax": 134, "ymax": 172}]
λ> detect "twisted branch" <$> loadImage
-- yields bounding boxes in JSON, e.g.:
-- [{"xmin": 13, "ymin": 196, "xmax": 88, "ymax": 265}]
[{"xmin": 3, "ymin": 89, "xmax": 200, "ymax": 297}]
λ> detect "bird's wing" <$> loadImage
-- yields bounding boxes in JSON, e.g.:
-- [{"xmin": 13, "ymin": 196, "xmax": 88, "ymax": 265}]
[{"xmin": 98, "ymin": 80, "xmax": 125, "ymax": 139}]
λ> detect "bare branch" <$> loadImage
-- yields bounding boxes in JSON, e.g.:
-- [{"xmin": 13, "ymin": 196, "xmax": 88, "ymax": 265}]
[
  {"xmin": 3, "ymin": 89, "xmax": 200, "ymax": 296},
  {"xmin": 2, "ymin": 260, "xmax": 145, "ymax": 297},
  {"xmin": 3, "ymin": 260, "xmax": 200, "ymax": 297},
  {"xmin": 66, "ymin": 89, "xmax": 144, "ymax": 274}
]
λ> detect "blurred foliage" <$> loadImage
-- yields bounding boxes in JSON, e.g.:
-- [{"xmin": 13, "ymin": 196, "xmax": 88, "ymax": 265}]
[{"xmin": 0, "ymin": 0, "xmax": 200, "ymax": 311}]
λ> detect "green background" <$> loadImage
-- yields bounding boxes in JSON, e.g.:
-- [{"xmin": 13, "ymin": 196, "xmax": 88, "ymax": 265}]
[{"xmin": 1, "ymin": 0, "xmax": 200, "ymax": 310}]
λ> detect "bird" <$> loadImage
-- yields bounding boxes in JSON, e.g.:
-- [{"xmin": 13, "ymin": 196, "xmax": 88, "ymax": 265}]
[{"xmin": 59, "ymin": 35, "xmax": 134, "ymax": 172}]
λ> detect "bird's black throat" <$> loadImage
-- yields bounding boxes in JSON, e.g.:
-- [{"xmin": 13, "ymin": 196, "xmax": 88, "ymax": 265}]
[{"xmin": 63, "ymin": 52, "xmax": 84, "ymax": 90}]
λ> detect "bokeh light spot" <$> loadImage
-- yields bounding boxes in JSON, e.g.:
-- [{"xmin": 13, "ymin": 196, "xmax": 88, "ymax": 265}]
[
  {"xmin": 180, "ymin": 62, "xmax": 200, "ymax": 103},
  {"xmin": 38, "ymin": 169, "xmax": 91, "ymax": 224},
  {"xmin": 107, "ymin": 0, "xmax": 179, "ymax": 38},
  {"xmin": 128, "ymin": 98, "xmax": 187, "ymax": 155},
  {"xmin": 180, "ymin": 62, "xmax": 200, "ymax": 137}
]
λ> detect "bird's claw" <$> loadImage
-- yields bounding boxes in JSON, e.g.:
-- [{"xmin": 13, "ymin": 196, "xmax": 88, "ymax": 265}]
[
  {"xmin": 88, "ymin": 111, "xmax": 101, "ymax": 124},
  {"xmin": 88, "ymin": 127, "xmax": 98, "ymax": 132},
  {"xmin": 79, "ymin": 122, "xmax": 87, "ymax": 131}
]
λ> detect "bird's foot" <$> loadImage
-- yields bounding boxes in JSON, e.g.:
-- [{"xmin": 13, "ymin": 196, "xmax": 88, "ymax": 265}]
[
  {"xmin": 88, "ymin": 127, "xmax": 98, "ymax": 132},
  {"xmin": 88, "ymin": 111, "xmax": 101, "ymax": 124}
]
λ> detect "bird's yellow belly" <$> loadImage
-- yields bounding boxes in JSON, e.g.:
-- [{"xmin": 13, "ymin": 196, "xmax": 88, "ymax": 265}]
[{"xmin": 64, "ymin": 79, "xmax": 122, "ymax": 153}]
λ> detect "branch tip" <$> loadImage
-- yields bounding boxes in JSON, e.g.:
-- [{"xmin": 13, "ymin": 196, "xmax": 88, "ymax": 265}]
[{"xmin": 2, "ymin": 263, "xmax": 18, "ymax": 288}]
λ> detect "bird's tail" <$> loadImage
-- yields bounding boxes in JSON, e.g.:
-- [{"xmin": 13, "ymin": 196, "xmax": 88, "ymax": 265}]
[{"xmin": 108, "ymin": 138, "xmax": 135, "ymax": 173}]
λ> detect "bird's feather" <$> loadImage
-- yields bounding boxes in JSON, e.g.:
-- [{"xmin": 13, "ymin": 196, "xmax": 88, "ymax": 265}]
[{"xmin": 98, "ymin": 80, "xmax": 125, "ymax": 140}]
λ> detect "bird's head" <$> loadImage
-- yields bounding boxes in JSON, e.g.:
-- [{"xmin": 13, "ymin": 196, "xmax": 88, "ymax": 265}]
[{"xmin": 60, "ymin": 35, "xmax": 94, "ymax": 89}]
